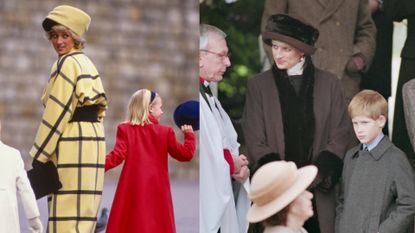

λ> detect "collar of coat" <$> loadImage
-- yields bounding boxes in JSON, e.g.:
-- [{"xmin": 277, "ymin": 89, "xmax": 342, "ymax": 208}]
[
  {"xmin": 148, "ymin": 114, "xmax": 159, "ymax": 125},
  {"xmin": 271, "ymin": 60, "xmax": 315, "ymax": 98},
  {"xmin": 58, "ymin": 48, "xmax": 82, "ymax": 58},
  {"xmin": 351, "ymin": 136, "xmax": 393, "ymax": 161}
]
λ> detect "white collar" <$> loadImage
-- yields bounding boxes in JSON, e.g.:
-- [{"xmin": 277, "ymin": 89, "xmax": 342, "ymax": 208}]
[{"xmin": 287, "ymin": 59, "xmax": 305, "ymax": 76}]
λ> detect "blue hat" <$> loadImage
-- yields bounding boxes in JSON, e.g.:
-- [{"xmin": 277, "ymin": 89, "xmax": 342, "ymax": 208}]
[{"xmin": 173, "ymin": 100, "xmax": 199, "ymax": 131}]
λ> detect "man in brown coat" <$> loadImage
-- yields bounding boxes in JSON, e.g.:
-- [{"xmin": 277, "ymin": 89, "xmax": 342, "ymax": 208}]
[
  {"xmin": 261, "ymin": 0, "xmax": 377, "ymax": 103},
  {"xmin": 242, "ymin": 14, "xmax": 352, "ymax": 233}
]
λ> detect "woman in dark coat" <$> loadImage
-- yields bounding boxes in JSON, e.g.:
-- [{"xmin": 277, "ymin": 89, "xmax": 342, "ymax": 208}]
[{"xmin": 242, "ymin": 14, "xmax": 352, "ymax": 233}]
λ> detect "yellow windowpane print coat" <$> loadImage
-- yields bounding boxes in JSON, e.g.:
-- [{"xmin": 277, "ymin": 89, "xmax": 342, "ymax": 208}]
[{"xmin": 30, "ymin": 48, "xmax": 107, "ymax": 233}]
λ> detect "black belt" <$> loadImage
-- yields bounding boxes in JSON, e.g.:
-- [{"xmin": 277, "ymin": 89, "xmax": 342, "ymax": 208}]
[{"xmin": 69, "ymin": 105, "xmax": 99, "ymax": 122}]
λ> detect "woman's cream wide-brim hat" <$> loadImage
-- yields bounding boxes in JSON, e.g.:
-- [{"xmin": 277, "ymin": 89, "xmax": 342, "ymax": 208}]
[
  {"xmin": 247, "ymin": 161, "xmax": 317, "ymax": 223},
  {"xmin": 42, "ymin": 5, "xmax": 91, "ymax": 37}
]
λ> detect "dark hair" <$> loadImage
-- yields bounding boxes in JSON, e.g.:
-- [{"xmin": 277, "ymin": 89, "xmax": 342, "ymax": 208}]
[{"xmin": 263, "ymin": 205, "xmax": 289, "ymax": 226}]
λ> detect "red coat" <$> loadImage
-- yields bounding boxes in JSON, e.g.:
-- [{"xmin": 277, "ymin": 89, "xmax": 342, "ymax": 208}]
[{"xmin": 105, "ymin": 117, "xmax": 196, "ymax": 233}]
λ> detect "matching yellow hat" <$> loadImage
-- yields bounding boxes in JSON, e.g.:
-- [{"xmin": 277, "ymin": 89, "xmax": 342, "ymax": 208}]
[{"xmin": 42, "ymin": 5, "xmax": 91, "ymax": 37}]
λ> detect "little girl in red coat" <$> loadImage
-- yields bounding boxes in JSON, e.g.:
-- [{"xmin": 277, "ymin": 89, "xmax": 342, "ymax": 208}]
[{"xmin": 104, "ymin": 89, "xmax": 196, "ymax": 233}]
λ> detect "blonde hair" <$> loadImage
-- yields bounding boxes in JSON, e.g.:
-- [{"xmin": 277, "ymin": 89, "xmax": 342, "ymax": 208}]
[
  {"xmin": 127, "ymin": 89, "xmax": 158, "ymax": 125},
  {"xmin": 47, "ymin": 25, "xmax": 86, "ymax": 49},
  {"xmin": 348, "ymin": 89, "xmax": 388, "ymax": 120}
]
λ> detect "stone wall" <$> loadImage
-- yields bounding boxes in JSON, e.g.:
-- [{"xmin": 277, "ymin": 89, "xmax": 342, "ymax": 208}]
[{"xmin": 0, "ymin": 0, "xmax": 199, "ymax": 179}]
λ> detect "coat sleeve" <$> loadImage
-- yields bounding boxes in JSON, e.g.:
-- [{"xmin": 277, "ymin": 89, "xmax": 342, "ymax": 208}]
[
  {"xmin": 30, "ymin": 57, "xmax": 79, "ymax": 163},
  {"xmin": 378, "ymin": 153, "xmax": 415, "ymax": 232},
  {"xmin": 74, "ymin": 57, "xmax": 107, "ymax": 122},
  {"xmin": 105, "ymin": 124, "xmax": 128, "ymax": 171},
  {"xmin": 312, "ymin": 77, "xmax": 352, "ymax": 190},
  {"xmin": 242, "ymin": 78, "xmax": 276, "ymax": 162},
  {"xmin": 325, "ymin": 78, "xmax": 352, "ymax": 159},
  {"xmin": 352, "ymin": 0, "xmax": 377, "ymax": 70},
  {"xmin": 15, "ymin": 151, "xmax": 40, "ymax": 220},
  {"xmin": 167, "ymin": 128, "xmax": 195, "ymax": 162},
  {"xmin": 200, "ymin": 97, "xmax": 236, "ymax": 232}
]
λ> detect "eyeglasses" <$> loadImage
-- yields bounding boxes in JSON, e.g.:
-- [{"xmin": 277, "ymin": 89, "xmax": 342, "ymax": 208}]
[{"xmin": 200, "ymin": 49, "xmax": 231, "ymax": 60}]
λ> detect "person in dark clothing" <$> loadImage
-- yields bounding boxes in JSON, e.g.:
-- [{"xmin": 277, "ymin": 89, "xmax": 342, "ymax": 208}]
[
  {"xmin": 242, "ymin": 14, "xmax": 352, "ymax": 233},
  {"xmin": 387, "ymin": 0, "xmax": 415, "ymax": 165},
  {"xmin": 361, "ymin": 0, "xmax": 394, "ymax": 135}
]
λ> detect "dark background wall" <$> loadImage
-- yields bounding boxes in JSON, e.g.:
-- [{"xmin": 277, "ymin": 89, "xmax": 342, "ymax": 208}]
[{"xmin": 0, "ymin": 0, "xmax": 199, "ymax": 178}]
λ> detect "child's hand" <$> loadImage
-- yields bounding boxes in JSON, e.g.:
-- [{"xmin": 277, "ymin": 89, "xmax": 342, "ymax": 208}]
[{"xmin": 181, "ymin": 124, "xmax": 194, "ymax": 133}]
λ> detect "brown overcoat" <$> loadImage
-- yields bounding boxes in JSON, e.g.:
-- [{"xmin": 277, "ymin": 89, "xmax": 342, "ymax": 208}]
[
  {"xmin": 261, "ymin": 0, "xmax": 376, "ymax": 102},
  {"xmin": 242, "ymin": 67, "xmax": 352, "ymax": 233}
]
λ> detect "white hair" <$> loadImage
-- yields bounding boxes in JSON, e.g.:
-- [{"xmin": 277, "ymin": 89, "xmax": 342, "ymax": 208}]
[{"xmin": 200, "ymin": 24, "xmax": 227, "ymax": 50}]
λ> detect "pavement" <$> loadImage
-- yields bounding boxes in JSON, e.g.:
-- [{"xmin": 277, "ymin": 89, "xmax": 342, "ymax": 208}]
[{"xmin": 18, "ymin": 177, "xmax": 199, "ymax": 233}]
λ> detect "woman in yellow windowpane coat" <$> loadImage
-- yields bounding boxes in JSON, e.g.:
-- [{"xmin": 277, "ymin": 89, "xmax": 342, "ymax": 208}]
[{"xmin": 30, "ymin": 5, "xmax": 107, "ymax": 233}]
